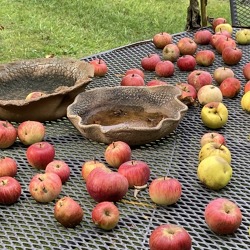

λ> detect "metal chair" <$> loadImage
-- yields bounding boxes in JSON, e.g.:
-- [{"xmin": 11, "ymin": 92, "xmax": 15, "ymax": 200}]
[{"xmin": 230, "ymin": 0, "xmax": 250, "ymax": 27}]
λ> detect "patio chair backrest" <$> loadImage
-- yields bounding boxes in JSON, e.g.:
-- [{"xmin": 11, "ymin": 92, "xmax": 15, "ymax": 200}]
[{"xmin": 230, "ymin": 0, "xmax": 250, "ymax": 27}]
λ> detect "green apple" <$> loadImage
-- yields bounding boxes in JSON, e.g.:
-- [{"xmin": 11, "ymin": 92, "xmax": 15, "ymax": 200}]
[
  {"xmin": 241, "ymin": 91, "xmax": 250, "ymax": 113},
  {"xmin": 197, "ymin": 155, "xmax": 232, "ymax": 190},
  {"xmin": 201, "ymin": 102, "xmax": 228, "ymax": 129},
  {"xmin": 215, "ymin": 23, "xmax": 233, "ymax": 34},
  {"xmin": 236, "ymin": 29, "xmax": 250, "ymax": 45},
  {"xmin": 199, "ymin": 142, "xmax": 231, "ymax": 164}
]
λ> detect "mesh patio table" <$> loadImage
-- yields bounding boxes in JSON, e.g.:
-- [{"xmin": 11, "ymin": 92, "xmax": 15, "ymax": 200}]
[{"xmin": 1, "ymin": 27, "xmax": 250, "ymax": 249}]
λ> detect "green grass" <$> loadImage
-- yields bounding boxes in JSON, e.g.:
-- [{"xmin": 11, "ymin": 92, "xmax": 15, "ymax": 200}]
[{"xmin": 0, "ymin": 0, "xmax": 230, "ymax": 63}]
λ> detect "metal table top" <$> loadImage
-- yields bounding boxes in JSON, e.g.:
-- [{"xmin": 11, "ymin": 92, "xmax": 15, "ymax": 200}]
[{"xmin": 1, "ymin": 27, "xmax": 250, "ymax": 249}]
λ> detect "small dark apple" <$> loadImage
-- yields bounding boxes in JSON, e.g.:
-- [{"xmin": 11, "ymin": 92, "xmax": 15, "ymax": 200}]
[{"xmin": 54, "ymin": 196, "xmax": 84, "ymax": 228}]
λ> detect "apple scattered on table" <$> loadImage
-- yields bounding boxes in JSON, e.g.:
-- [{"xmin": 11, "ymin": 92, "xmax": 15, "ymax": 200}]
[
  {"xmin": 194, "ymin": 29, "xmax": 212, "ymax": 45},
  {"xmin": 89, "ymin": 58, "xmax": 108, "ymax": 76},
  {"xmin": 243, "ymin": 62, "xmax": 250, "ymax": 80},
  {"xmin": 0, "ymin": 120, "xmax": 17, "ymax": 149},
  {"xmin": 120, "ymin": 73, "xmax": 145, "ymax": 86},
  {"xmin": 177, "ymin": 37, "xmax": 197, "ymax": 55},
  {"xmin": 0, "ymin": 176, "xmax": 22, "ymax": 205},
  {"xmin": 29, "ymin": 172, "xmax": 62, "ymax": 203},
  {"xmin": 213, "ymin": 66, "xmax": 235, "ymax": 85},
  {"xmin": 201, "ymin": 102, "xmax": 228, "ymax": 129},
  {"xmin": 148, "ymin": 177, "xmax": 182, "ymax": 206},
  {"xmin": 26, "ymin": 141, "xmax": 55, "ymax": 170},
  {"xmin": 195, "ymin": 50, "xmax": 215, "ymax": 66},
  {"xmin": 152, "ymin": 32, "xmax": 172, "ymax": 49},
  {"xmin": 0, "ymin": 156, "xmax": 17, "ymax": 177},
  {"xmin": 197, "ymin": 155, "xmax": 232, "ymax": 190},
  {"xmin": 219, "ymin": 77, "xmax": 241, "ymax": 98},
  {"xmin": 187, "ymin": 70, "xmax": 213, "ymax": 91},
  {"xmin": 17, "ymin": 120, "xmax": 45, "ymax": 145},
  {"xmin": 204, "ymin": 198, "xmax": 242, "ymax": 235},
  {"xmin": 146, "ymin": 79, "xmax": 168, "ymax": 87},
  {"xmin": 200, "ymin": 132, "xmax": 226, "ymax": 147},
  {"xmin": 197, "ymin": 85, "xmax": 223, "ymax": 105},
  {"xmin": 175, "ymin": 82, "xmax": 197, "ymax": 105},
  {"xmin": 54, "ymin": 196, "xmax": 84, "ymax": 228},
  {"xmin": 162, "ymin": 43, "xmax": 180, "ymax": 62},
  {"xmin": 141, "ymin": 53, "xmax": 161, "ymax": 71},
  {"xmin": 91, "ymin": 201, "xmax": 120, "ymax": 230},
  {"xmin": 125, "ymin": 68, "xmax": 145, "ymax": 79},
  {"xmin": 241, "ymin": 91, "xmax": 250, "ymax": 112},
  {"xmin": 118, "ymin": 160, "xmax": 150, "ymax": 188},
  {"xmin": 149, "ymin": 224, "xmax": 192, "ymax": 250},
  {"xmin": 45, "ymin": 160, "xmax": 71, "ymax": 183},
  {"xmin": 155, "ymin": 60, "xmax": 175, "ymax": 77},
  {"xmin": 177, "ymin": 55, "xmax": 196, "ymax": 71}
]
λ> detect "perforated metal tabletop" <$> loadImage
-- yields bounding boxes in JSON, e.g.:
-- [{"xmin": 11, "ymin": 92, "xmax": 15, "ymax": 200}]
[{"xmin": 1, "ymin": 28, "xmax": 250, "ymax": 249}]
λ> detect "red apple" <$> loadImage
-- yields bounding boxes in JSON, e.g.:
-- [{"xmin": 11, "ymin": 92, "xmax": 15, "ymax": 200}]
[
  {"xmin": 162, "ymin": 44, "xmax": 180, "ymax": 62},
  {"xmin": 215, "ymin": 29, "xmax": 231, "ymax": 38},
  {"xmin": 81, "ymin": 159, "xmax": 110, "ymax": 181},
  {"xmin": 222, "ymin": 47, "xmax": 242, "ymax": 65},
  {"xmin": 210, "ymin": 34, "xmax": 227, "ymax": 48},
  {"xmin": 54, "ymin": 196, "xmax": 84, "ymax": 228},
  {"xmin": 141, "ymin": 54, "xmax": 161, "ymax": 71},
  {"xmin": 118, "ymin": 160, "xmax": 150, "ymax": 188},
  {"xmin": 149, "ymin": 224, "xmax": 192, "ymax": 250},
  {"xmin": 104, "ymin": 141, "xmax": 131, "ymax": 168},
  {"xmin": 0, "ymin": 156, "xmax": 17, "ymax": 177},
  {"xmin": 212, "ymin": 17, "xmax": 227, "ymax": 30},
  {"xmin": 219, "ymin": 77, "xmax": 241, "ymax": 98},
  {"xmin": 0, "ymin": 120, "xmax": 17, "ymax": 149},
  {"xmin": 86, "ymin": 168, "xmax": 129, "ymax": 202},
  {"xmin": 243, "ymin": 62, "xmax": 250, "ymax": 80},
  {"xmin": 155, "ymin": 60, "xmax": 175, "ymax": 77},
  {"xmin": 205, "ymin": 198, "xmax": 242, "ymax": 235},
  {"xmin": 26, "ymin": 141, "xmax": 55, "ymax": 170},
  {"xmin": 194, "ymin": 30, "xmax": 212, "ymax": 45},
  {"xmin": 89, "ymin": 58, "xmax": 108, "ymax": 76},
  {"xmin": 45, "ymin": 160, "xmax": 70, "ymax": 183},
  {"xmin": 147, "ymin": 79, "xmax": 168, "ymax": 87},
  {"xmin": 187, "ymin": 70, "xmax": 213, "ymax": 91},
  {"xmin": 177, "ymin": 55, "xmax": 196, "ymax": 71},
  {"xmin": 0, "ymin": 176, "xmax": 22, "ymax": 205},
  {"xmin": 153, "ymin": 32, "xmax": 172, "ymax": 49},
  {"xmin": 149, "ymin": 177, "xmax": 182, "ymax": 205},
  {"xmin": 91, "ymin": 201, "xmax": 119, "ymax": 230},
  {"xmin": 125, "ymin": 68, "xmax": 145, "ymax": 79},
  {"xmin": 215, "ymin": 36, "xmax": 236, "ymax": 54},
  {"xmin": 213, "ymin": 67, "xmax": 234, "ymax": 85},
  {"xmin": 120, "ymin": 73, "xmax": 145, "ymax": 86},
  {"xmin": 177, "ymin": 37, "xmax": 197, "ymax": 55},
  {"xmin": 200, "ymin": 132, "xmax": 226, "ymax": 147},
  {"xmin": 29, "ymin": 172, "xmax": 62, "ymax": 203},
  {"xmin": 195, "ymin": 50, "xmax": 215, "ymax": 67},
  {"xmin": 17, "ymin": 120, "xmax": 45, "ymax": 145},
  {"xmin": 25, "ymin": 91, "xmax": 45, "ymax": 100},
  {"xmin": 244, "ymin": 80, "xmax": 250, "ymax": 93},
  {"xmin": 176, "ymin": 82, "xmax": 197, "ymax": 106}
]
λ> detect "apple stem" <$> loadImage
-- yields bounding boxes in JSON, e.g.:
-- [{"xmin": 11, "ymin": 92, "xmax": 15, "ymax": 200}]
[{"xmin": 98, "ymin": 58, "xmax": 102, "ymax": 64}]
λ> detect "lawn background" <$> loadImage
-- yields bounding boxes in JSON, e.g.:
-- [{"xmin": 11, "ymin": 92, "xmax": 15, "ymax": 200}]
[{"xmin": 0, "ymin": 0, "xmax": 230, "ymax": 63}]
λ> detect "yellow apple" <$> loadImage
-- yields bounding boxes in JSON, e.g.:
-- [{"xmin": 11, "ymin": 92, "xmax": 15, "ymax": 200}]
[
  {"xmin": 199, "ymin": 142, "xmax": 231, "ymax": 164},
  {"xmin": 197, "ymin": 155, "xmax": 232, "ymax": 190},
  {"xmin": 241, "ymin": 91, "xmax": 250, "ymax": 112},
  {"xmin": 25, "ymin": 91, "xmax": 45, "ymax": 100},
  {"xmin": 201, "ymin": 102, "xmax": 228, "ymax": 129},
  {"xmin": 215, "ymin": 23, "xmax": 233, "ymax": 34},
  {"xmin": 236, "ymin": 29, "xmax": 250, "ymax": 45}
]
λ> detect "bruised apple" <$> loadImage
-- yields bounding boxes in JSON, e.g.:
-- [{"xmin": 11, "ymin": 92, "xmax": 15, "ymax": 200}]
[
  {"xmin": 54, "ymin": 196, "xmax": 84, "ymax": 228},
  {"xmin": 175, "ymin": 82, "xmax": 197, "ymax": 105},
  {"xmin": 187, "ymin": 70, "xmax": 213, "ymax": 91},
  {"xmin": 213, "ymin": 67, "xmax": 234, "ymax": 85},
  {"xmin": 200, "ymin": 132, "xmax": 226, "ymax": 147}
]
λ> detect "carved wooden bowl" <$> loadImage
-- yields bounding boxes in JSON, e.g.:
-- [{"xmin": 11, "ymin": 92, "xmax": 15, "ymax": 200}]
[
  {"xmin": 0, "ymin": 58, "xmax": 94, "ymax": 122},
  {"xmin": 67, "ymin": 86, "xmax": 188, "ymax": 146}
]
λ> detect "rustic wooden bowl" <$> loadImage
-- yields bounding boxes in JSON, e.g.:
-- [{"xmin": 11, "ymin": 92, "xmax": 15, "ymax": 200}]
[
  {"xmin": 67, "ymin": 86, "xmax": 188, "ymax": 146},
  {"xmin": 0, "ymin": 58, "xmax": 94, "ymax": 122}
]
